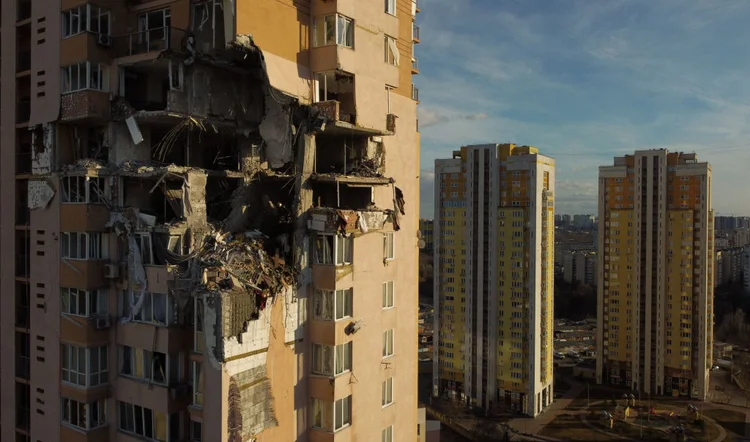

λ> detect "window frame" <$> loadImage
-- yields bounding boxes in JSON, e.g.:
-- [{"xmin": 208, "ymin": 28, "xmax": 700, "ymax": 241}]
[
  {"xmin": 61, "ymin": 287, "xmax": 108, "ymax": 317},
  {"xmin": 384, "ymin": 35, "xmax": 400, "ymax": 66},
  {"xmin": 190, "ymin": 419, "xmax": 202, "ymax": 442},
  {"xmin": 61, "ymin": 232, "xmax": 104, "ymax": 260},
  {"xmin": 382, "ymin": 377, "xmax": 394, "ymax": 407},
  {"xmin": 119, "ymin": 345, "xmax": 180, "ymax": 386},
  {"xmin": 61, "ymin": 344, "xmax": 109, "ymax": 388},
  {"xmin": 312, "ymin": 342, "xmax": 352, "ymax": 377},
  {"xmin": 385, "ymin": 0, "xmax": 397, "ymax": 15},
  {"xmin": 314, "ymin": 234, "xmax": 353, "ymax": 266},
  {"xmin": 313, "ymin": 13, "xmax": 354, "ymax": 48},
  {"xmin": 383, "ymin": 232, "xmax": 395, "ymax": 260},
  {"xmin": 61, "ymin": 176, "xmax": 106, "ymax": 204},
  {"xmin": 312, "ymin": 396, "xmax": 351, "ymax": 432},
  {"xmin": 313, "ymin": 288, "xmax": 353, "ymax": 321},
  {"xmin": 62, "ymin": 4, "xmax": 111, "ymax": 38},
  {"xmin": 61, "ymin": 397, "xmax": 108, "ymax": 430},
  {"xmin": 382, "ymin": 329, "xmax": 394, "ymax": 358},
  {"xmin": 61, "ymin": 61, "xmax": 109, "ymax": 94},
  {"xmin": 123, "ymin": 290, "xmax": 175, "ymax": 326},
  {"xmin": 191, "ymin": 360, "xmax": 204, "ymax": 407},
  {"xmin": 118, "ymin": 400, "xmax": 177, "ymax": 441},
  {"xmin": 382, "ymin": 281, "xmax": 394, "ymax": 309},
  {"xmin": 382, "ymin": 425, "xmax": 394, "ymax": 442}
]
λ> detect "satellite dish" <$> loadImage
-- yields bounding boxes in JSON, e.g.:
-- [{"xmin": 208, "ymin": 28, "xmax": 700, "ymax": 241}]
[{"xmin": 418, "ymin": 240, "xmax": 426, "ymax": 249}]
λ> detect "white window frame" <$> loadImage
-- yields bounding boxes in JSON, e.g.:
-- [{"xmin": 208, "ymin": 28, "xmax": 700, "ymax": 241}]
[
  {"xmin": 312, "ymin": 396, "xmax": 352, "ymax": 432},
  {"xmin": 118, "ymin": 401, "xmax": 177, "ymax": 441},
  {"xmin": 385, "ymin": 0, "xmax": 397, "ymax": 15},
  {"xmin": 313, "ymin": 14, "xmax": 354, "ymax": 48},
  {"xmin": 61, "ymin": 232, "xmax": 105, "ymax": 260},
  {"xmin": 61, "ymin": 397, "xmax": 107, "ymax": 430},
  {"xmin": 382, "ymin": 281, "xmax": 394, "ymax": 308},
  {"xmin": 123, "ymin": 290, "xmax": 175, "ymax": 326},
  {"xmin": 383, "ymin": 232, "xmax": 395, "ymax": 260},
  {"xmin": 61, "ymin": 176, "xmax": 106, "ymax": 203},
  {"xmin": 313, "ymin": 288, "xmax": 353, "ymax": 321},
  {"xmin": 382, "ymin": 425, "xmax": 394, "ymax": 442},
  {"xmin": 381, "ymin": 377, "xmax": 394, "ymax": 407},
  {"xmin": 119, "ymin": 345, "xmax": 180, "ymax": 386},
  {"xmin": 135, "ymin": 233, "xmax": 154, "ymax": 265},
  {"xmin": 382, "ymin": 329, "xmax": 394, "ymax": 358},
  {"xmin": 61, "ymin": 344, "xmax": 109, "ymax": 388},
  {"xmin": 192, "ymin": 360, "xmax": 204, "ymax": 407},
  {"xmin": 312, "ymin": 342, "xmax": 352, "ymax": 376},
  {"xmin": 62, "ymin": 4, "xmax": 111, "ymax": 38},
  {"xmin": 194, "ymin": 298, "xmax": 204, "ymax": 354},
  {"xmin": 384, "ymin": 35, "xmax": 400, "ymax": 66},
  {"xmin": 314, "ymin": 234, "xmax": 353, "ymax": 265},
  {"xmin": 334, "ymin": 396, "xmax": 352, "ymax": 430},
  {"xmin": 61, "ymin": 62, "xmax": 109, "ymax": 94},
  {"xmin": 61, "ymin": 287, "xmax": 108, "ymax": 317}
]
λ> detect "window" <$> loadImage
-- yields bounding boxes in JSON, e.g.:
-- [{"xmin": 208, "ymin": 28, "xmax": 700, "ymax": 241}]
[
  {"xmin": 136, "ymin": 233, "xmax": 154, "ymax": 265},
  {"xmin": 61, "ymin": 232, "xmax": 104, "ymax": 260},
  {"xmin": 385, "ymin": 0, "xmax": 396, "ymax": 15},
  {"xmin": 194, "ymin": 299, "xmax": 205, "ymax": 354},
  {"xmin": 120, "ymin": 346, "xmax": 180, "ymax": 386},
  {"xmin": 312, "ymin": 396, "xmax": 351, "ymax": 432},
  {"xmin": 118, "ymin": 401, "xmax": 177, "ymax": 442},
  {"xmin": 61, "ymin": 397, "xmax": 107, "ymax": 430},
  {"xmin": 61, "ymin": 176, "xmax": 106, "ymax": 203},
  {"xmin": 61, "ymin": 344, "xmax": 109, "ymax": 387},
  {"xmin": 190, "ymin": 420, "xmax": 202, "ymax": 441},
  {"xmin": 382, "ymin": 329, "xmax": 394, "ymax": 358},
  {"xmin": 61, "ymin": 288, "xmax": 108, "ymax": 317},
  {"xmin": 382, "ymin": 281, "xmax": 394, "ymax": 308},
  {"xmin": 314, "ymin": 234, "xmax": 353, "ymax": 265},
  {"xmin": 383, "ymin": 232, "xmax": 395, "ymax": 260},
  {"xmin": 138, "ymin": 8, "xmax": 172, "ymax": 46},
  {"xmin": 312, "ymin": 342, "xmax": 352, "ymax": 376},
  {"xmin": 382, "ymin": 425, "xmax": 393, "ymax": 442},
  {"xmin": 382, "ymin": 377, "xmax": 394, "ymax": 406},
  {"xmin": 123, "ymin": 291, "xmax": 175, "ymax": 326},
  {"xmin": 62, "ymin": 4, "xmax": 110, "ymax": 38},
  {"xmin": 168, "ymin": 59, "xmax": 183, "ymax": 91},
  {"xmin": 61, "ymin": 62, "xmax": 108, "ymax": 93},
  {"xmin": 384, "ymin": 35, "xmax": 399, "ymax": 66},
  {"xmin": 313, "ymin": 288, "xmax": 353, "ymax": 321},
  {"xmin": 313, "ymin": 14, "xmax": 354, "ymax": 48},
  {"xmin": 191, "ymin": 361, "xmax": 204, "ymax": 406}
]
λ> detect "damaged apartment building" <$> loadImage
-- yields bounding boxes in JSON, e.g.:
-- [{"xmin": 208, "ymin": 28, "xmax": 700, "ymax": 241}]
[{"xmin": 0, "ymin": 0, "xmax": 422, "ymax": 441}]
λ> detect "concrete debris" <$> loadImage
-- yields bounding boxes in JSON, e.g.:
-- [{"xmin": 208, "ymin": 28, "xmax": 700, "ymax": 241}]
[
  {"xmin": 125, "ymin": 116, "xmax": 145, "ymax": 145},
  {"xmin": 28, "ymin": 179, "xmax": 56, "ymax": 210},
  {"xmin": 348, "ymin": 158, "xmax": 383, "ymax": 177}
]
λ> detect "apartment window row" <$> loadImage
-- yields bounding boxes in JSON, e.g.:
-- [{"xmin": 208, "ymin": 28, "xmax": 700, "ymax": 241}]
[
  {"xmin": 120, "ymin": 346, "xmax": 181, "ymax": 386},
  {"xmin": 62, "ymin": 4, "xmax": 111, "ymax": 38},
  {"xmin": 61, "ymin": 397, "xmax": 107, "ymax": 430},
  {"xmin": 62, "ymin": 344, "xmax": 109, "ymax": 388},
  {"xmin": 312, "ymin": 342, "xmax": 352, "ymax": 376},
  {"xmin": 61, "ymin": 287, "xmax": 108, "ymax": 317},
  {"xmin": 313, "ymin": 288, "xmax": 353, "ymax": 321},
  {"xmin": 118, "ymin": 401, "xmax": 180, "ymax": 442},
  {"xmin": 61, "ymin": 232, "xmax": 106, "ymax": 260},
  {"xmin": 61, "ymin": 176, "xmax": 107, "ymax": 203},
  {"xmin": 62, "ymin": 62, "xmax": 109, "ymax": 93},
  {"xmin": 122, "ymin": 290, "xmax": 177, "ymax": 326},
  {"xmin": 312, "ymin": 396, "xmax": 352, "ymax": 432}
]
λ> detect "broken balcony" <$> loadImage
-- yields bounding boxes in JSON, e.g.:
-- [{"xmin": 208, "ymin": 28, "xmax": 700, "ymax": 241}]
[
  {"xmin": 119, "ymin": 61, "xmax": 173, "ymax": 112},
  {"xmin": 314, "ymin": 133, "xmax": 385, "ymax": 176},
  {"xmin": 113, "ymin": 26, "xmax": 187, "ymax": 59},
  {"xmin": 311, "ymin": 174, "xmax": 393, "ymax": 211},
  {"xmin": 60, "ymin": 90, "xmax": 112, "ymax": 123},
  {"xmin": 314, "ymin": 70, "xmax": 365, "ymax": 132}
]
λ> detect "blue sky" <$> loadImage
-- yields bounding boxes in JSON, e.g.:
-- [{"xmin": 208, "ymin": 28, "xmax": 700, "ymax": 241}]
[{"xmin": 416, "ymin": 0, "xmax": 750, "ymax": 219}]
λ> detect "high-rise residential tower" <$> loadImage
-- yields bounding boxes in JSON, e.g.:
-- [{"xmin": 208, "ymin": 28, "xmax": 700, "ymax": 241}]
[
  {"xmin": 0, "ymin": 0, "xmax": 421, "ymax": 441},
  {"xmin": 596, "ymin": 150, "xmax": 714, "ymax": 399},
  {"xmin": 433, "ymin": 144, "xmax": 555, "ymax": 417}
]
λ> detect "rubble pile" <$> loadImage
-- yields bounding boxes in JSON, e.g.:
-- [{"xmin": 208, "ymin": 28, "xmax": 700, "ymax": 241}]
[{"xmin": 348, "ymin": 158, "xmax": 383, "ymax": 177}]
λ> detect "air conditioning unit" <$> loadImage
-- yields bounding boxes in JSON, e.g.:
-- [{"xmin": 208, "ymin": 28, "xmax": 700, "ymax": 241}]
[
  {"xmin": 97, "ymin": 34, "xmax": 112, "ymax": 47},
  {"xmin": 386, "ymin": 113, "xmax": 397, "ymax": 132},
  {"xmin": 170, "ymin": 384, "xmax": 190, "ymax": 400},
  {"xmin": 94, "ymin": 316, "xmax": 111, "ymax": 330},
  {"xmin": 104, "ymin": 264, "xmax": 119, "ymax": 279}
]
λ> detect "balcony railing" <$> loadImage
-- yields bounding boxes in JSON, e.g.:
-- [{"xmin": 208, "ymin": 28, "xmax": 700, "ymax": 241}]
[
  {"xmin": 413, "ymin": 24, "xmax": 420, "ymax": 41},
  {"xmin": 113, "ymin": 27, "xmax": 186, "ymax": 58},
  {"xmin": 16, "ymin": 100, "xmax": 30, "ymax": 124},
  {"xmin": 412, "ymin": 58, "xmax": 419, "ymax": 71},
  {"xmin": 15, "ymin": 355, "xmax": 29, "ymax": 380},
  {"xmin": 411, "ymin": 84, "xmax": 419, "ymax": 102}
]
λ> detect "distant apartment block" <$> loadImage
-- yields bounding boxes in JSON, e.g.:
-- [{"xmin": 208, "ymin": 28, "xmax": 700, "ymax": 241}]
[
  {"xmin": 562, "ymin": 250, "xmax": 597, "ymax": 286},
  {"xmin": 419, "ymin": 218, "xmax": 434, "ymax": 250},
  {"xmin": 596, "ymin": 150, "xmax": 713, "ymax": 400},
  {"xmin": 715, "ymin": 247, "xmax": 744, "ymax": 287},
  {"xmin": 433, "ymin": 144, "xmax": 555, "ymax": 416},
  {"xmin": 715, "ymin": 216, "xmax": 750, "ymax": 231}
]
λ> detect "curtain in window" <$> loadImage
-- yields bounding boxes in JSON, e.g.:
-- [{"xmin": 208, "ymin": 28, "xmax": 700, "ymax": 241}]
[
  {"xmin": 324, "ymin": 15, "xmax": 335, "ymax": 46},
  {"xmin": 322, "ymin": 345, "xmax": 334, "ymax": 375}
]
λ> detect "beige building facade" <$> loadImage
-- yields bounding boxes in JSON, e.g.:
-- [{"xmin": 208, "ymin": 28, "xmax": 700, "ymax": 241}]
[
  {"xmin": 0, "ymin": 0, "xmax": 421, "ymax": 441},
  {"xmin": 596, "ymin": 150, "xmax": 714, "ymax": 399}
]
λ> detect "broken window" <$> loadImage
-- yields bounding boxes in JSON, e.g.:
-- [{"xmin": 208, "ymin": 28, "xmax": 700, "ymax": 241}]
[
  {"xmin": 135, "ymin": 233, "xmax": 154, "ymax": 265},
  {"xmin": 62, "ymin": 4, "xmax": 111, "ymax": 38},
  {"xmin": 194, "ymin": 299, "xmax": 204, "ymax": 354},
  {"xmin": 61, "ymin": 288, "xmax": 108, "ymax": 317},
  {"xmin": 168, "ymin": 59, "xmax": 183, "ymax": 91},
  {"xmin": 120, "ymin": 346, "xmax": 179, "ymax": 386},
  {"xmin": 61, "ymin": 232, "xmax": 106, "ymax": 260},
  {"xmin": 191, "ymin": 361, "xmax": 204, "ymax": 407},
  {"xmin": 384, "ymin": 35, "xmax": 399, "ymax": 66},
  {"xmin": 313, "ymin": 288, "xmax": 353, "ymax": 321},
  {"xmin": 190, "ymin": 0, "xmax": 225, "ymax": 52},
  {"xmin": 383, "ymin": 232, "xmax": 395, "ymax": 260},
  {"xmin": 312, "ymin": 342, "xmax": 351, "ymax": 377},
  {"xmin": 123, "ymin": 291, "xmax": 175, "ymax": 326},
  {"xmin": 314, "ymin": 234, "xmax": 352, "ymax": 265},
  {"xmin": 61, "ymin": 62, "xmax": 108, "ymax": 93},
  {"xmin": 118, "ymin": 401, "xmax": 175, "ymax": 441},
  {"xmin": 61, "ymin": 397, "xmax": 107, "ymax": 430},
  {"xmin": 312, "ymin": 180, "xmax": 373, "ymax": 210},
  {"xmin": 61, "ymin": 176, "xmax": 106, "ymax": 203},
  {"xmin": 313, "ymin": 14, "xmax": 353, "ymax": 48},
  {"xmin": 138, "ymin": 8, "xmax": 171, "ymax": 49}
]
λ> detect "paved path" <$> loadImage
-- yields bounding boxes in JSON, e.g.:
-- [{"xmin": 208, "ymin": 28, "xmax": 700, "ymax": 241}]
[{"xmin": 507, "ymin": 376, "xmax": 586, "ymax": 437}]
